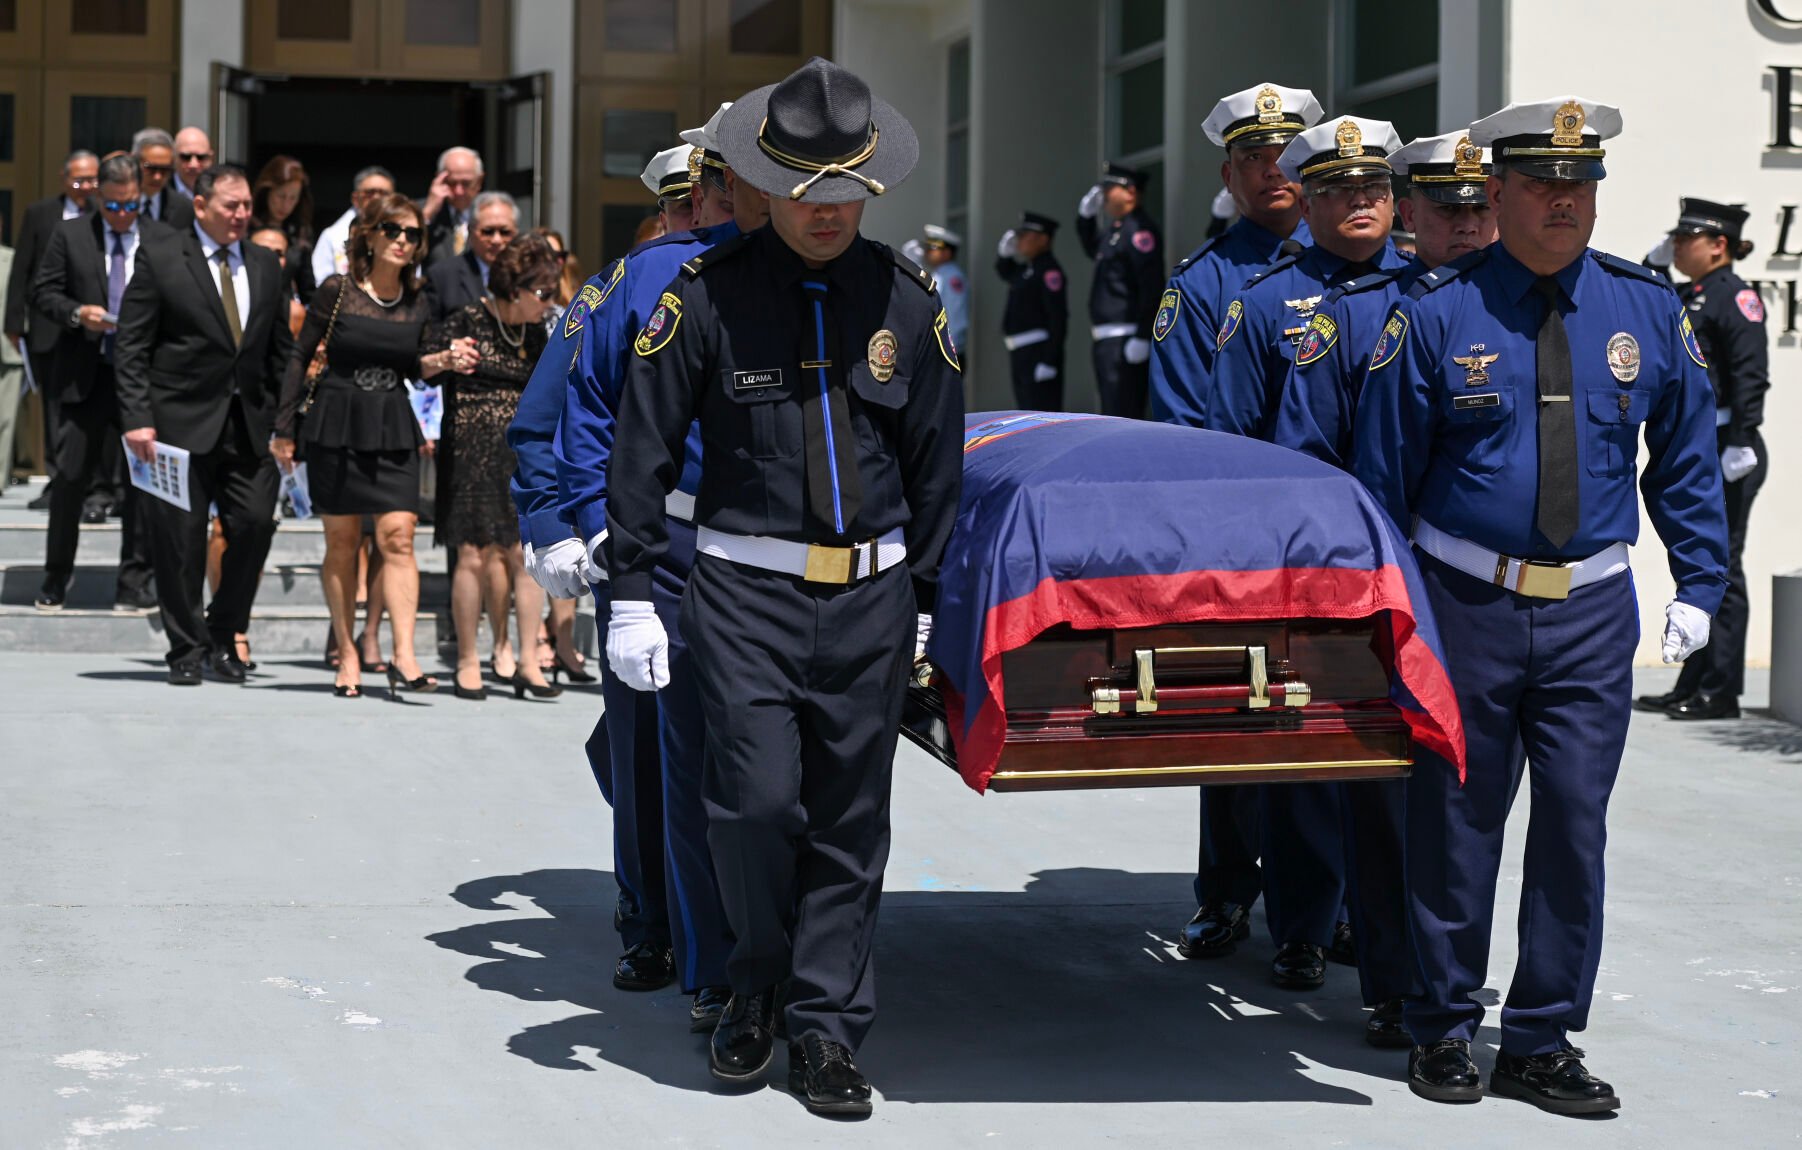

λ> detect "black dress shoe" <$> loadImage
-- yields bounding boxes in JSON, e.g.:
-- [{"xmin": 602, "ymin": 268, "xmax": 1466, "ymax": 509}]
[
  {"xmin": 1410, "ymin": 1039, "xmax": 1483, "ymax": 1103},
  {"xmin": 709, "ymin": 988, "xmax": 776, "ymax": 1083},
  {"xmin": 1271, "ymin": 941, "xmax": 1326, "ymax": 989},
  {"xmin": 34, "ymin": 583, "xmax": 66, "ymax": 611},
  {"xmin": 1667, "ymin": 693, "xmax": 1740, "ymax": 721},
  {"xmin": 1490, "ymin": 1047, "xmax": 1619, "ymax": 1114},
  {"xmin": 1365, "ymin": 997, "xmax": 1412, "ymax": 1049},
  {"xmin": 1633, "ymin": 688, "xmax": 1692, "ymax": 714},
  {"xmin": 690, "ymin": 986, "xmax": 732, "ymax": 1033},
  {"xmin": 788, "ymin": 1034, "xmax": 873, "ymax": 1118},
  {"xmin": 27, "ymin": 489, "xmax": 52, "ymax": 511},
  {"xmin": 81, "ymin": 505, "xmax": 108, "ymax": 525},
  {"xmin": 205, "ymin": 647, "xmax": 249, "ymax": 684},
  {"xmin": 168, "ymin": 659, "xmax": 203, "ymax": 686},
  {"xmin": 112, "ymin": 586, "xmax": 158, "ymax": 613},
  {"xmin": 1326, "ymin": 919, "xmax": 1357, "ymax": 966},
  {"xmin": 1177, "ymin": 902, "xmax": 1251, "ymax": 959},
  {"xmin": 612, "ymin": 940, "xmax": 675, "ymax": 991}
]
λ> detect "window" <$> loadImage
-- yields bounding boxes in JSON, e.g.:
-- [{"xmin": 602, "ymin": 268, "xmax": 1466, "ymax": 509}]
[
  {"xmin": 603, "ymin": 202, "xmax": 658, "ymax": 263},
  {"xmin": 602, "ymin": 108, "xmax": 676, "ymax": 179},
  {"xmin": 1336, "ymin": 0, "xmax": 1439, "ymax": 142},
  {"xmin": 1104, "ymin": 0, "xmax": 1165, "ymax": 225},
  {"xmin": 730, "ymin": 0, "xmax": 801, "ymax": 55},
  {"xmin": 72, "ymin": 0, "xmax": 147, "ymax": 36},
  {"xmin": 945, "ymin": 38, "xmax": 970, "ymax": 242},
  {"xmin": 406, "ymin": 0, "xmax": 480, "ymax": 46},
  {"xmin": 605, "ymin": 0, "xmax": 678, "ymax": 53},
  {"xmin": 0, "ymin": 1, "xmax": 16, "ymax": 33},
  {"xmin": 70, "ymin": 95, "xmax": 147, "ymax": 155},
  {"xmin": 277, "ymin": 0, "xmax": 353, "ymax": 41}
]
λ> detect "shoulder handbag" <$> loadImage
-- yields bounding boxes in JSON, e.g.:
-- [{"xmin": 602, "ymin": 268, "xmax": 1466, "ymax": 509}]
[{"xmin": 297, "ymin": 278, "xmax": 349, "ymax": 418}]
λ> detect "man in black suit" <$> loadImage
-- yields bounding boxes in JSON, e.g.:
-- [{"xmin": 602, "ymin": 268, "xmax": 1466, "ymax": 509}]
[
  {"xmin": 115, "ymin": 164, "xmax": 294, "ymax": 685},
  {"xmin": 32, "ymin": 154, "xmax": 165, "ymax": 611},
  {"xmin": 5, "ymin": 149, "xmax": 98, "ymax": 506},
  {"xmin": 131, "ymin": 128, "xmax": 197, "ymax": 231},
  {"xmin": 425, "ymin": 189, "xmax": 517, "ymax": 320},
  {"xmin": 419, "ymin": 146, "xmax": 485, "ymax": 270}
]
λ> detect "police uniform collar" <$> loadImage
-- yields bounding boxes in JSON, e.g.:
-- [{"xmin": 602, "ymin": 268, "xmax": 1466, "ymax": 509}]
[
  {"xmin": 755, "ymin": 222, "xmax": 875, "ymax": 289},
  {"xmin": 1490, "ymin": 241, "xmax": 1582, "ymax": 306}
]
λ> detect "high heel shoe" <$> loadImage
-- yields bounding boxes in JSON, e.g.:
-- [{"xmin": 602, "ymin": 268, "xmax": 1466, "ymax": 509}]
[
  {"xmin": 511, "ymin": 671, "xmax": 563, "ymax": 700},
  {"xmin": 385, "ymin": 665, "xmax": 440, "ymax": 701},
  {"xmin": 550, "ymin": 649, "xmax": 597, "ymax": 684},
  {"xmin": 357, "ymin": 631, "xmax": 389, "ymax": 674},
  {"xmin": 454, "ymin": 670, "xmax": 487, "ymax": 701},
  {"xmin": 333, "ymin": 673, "xmax": 362, "ymax": 699}
]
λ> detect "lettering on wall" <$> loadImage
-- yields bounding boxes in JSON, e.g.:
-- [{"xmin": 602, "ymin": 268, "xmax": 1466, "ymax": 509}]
[{"xmin": 1756, "ymin": 0, "xmax": 1802, "ymax": 30}]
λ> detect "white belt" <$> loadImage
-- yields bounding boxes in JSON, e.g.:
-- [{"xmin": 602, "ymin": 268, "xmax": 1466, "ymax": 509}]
[
  {"xmin": 1716, "ymin": 405, "xmax": 1731, "ymax": 427},
  {"xmin": 1005, "ymin": 328, "xmax": 1050, "ymax": 351},
  {"xmin": 665, "ymin": 490, "xmax": 695, "ymax": 522},
  {"xmin": 696, "ymin": 526, "xmax": 906, "ymax": 585},
  {"xmin": 1413, "ymin": 519, "xmax": 1629, "ymax": 601},
  {"xmin": 1091, "ymin": 322, "xmax": 1137, "ymax": 341}
]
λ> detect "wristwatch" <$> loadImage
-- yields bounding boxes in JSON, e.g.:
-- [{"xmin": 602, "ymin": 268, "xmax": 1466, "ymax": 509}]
[{"xmin": 68, "ymin": 307, "xmax": 83, "ymax": 328}]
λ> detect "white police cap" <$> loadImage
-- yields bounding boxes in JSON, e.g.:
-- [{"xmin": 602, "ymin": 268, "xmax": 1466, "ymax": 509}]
[
  {"xmin": 1391, "ymin": 130, "xmax": 1491, "ymax": 204},
  {"xmin": 1202, "ymin": 83, "xmax": 1324, "ymax": 149},
  {"xmin": 640, "ymin": 144, "xmax": 695, "ymax": 199},
  {"xmin": 923, "ymin": 224, "xmax": 962, "ymax": 249},
  {"xmin": 680, "ymin": 102, "xmax": 733, "ymax": 170},
  {"xmin": 1468, "ymin": 96, "xmax": 1622, "ymax": 181},
  {"xmin": 1277, "ymin": 116, "xmax": 1402, "ymax": 184}
]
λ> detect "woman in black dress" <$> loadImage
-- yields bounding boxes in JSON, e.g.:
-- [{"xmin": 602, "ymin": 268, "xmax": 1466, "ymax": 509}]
[
  {"xmin": 252, "ymin": 155, "xmax": 319, "ymax": 304},
  {"xmin": 272, "ymin": 193, "xmax": 478, "ymax": 698},
  {"xmin": 426, "ymin": 234, "xmax": 564, "ymax": 701}
]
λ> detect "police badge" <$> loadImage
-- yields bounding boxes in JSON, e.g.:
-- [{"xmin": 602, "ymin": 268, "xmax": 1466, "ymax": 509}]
[
  {"xmin": 1255, "ymin": 85, "xmax": 1284, "ymax": 124},
  {"xmin": 868, "ymin": 328, "xmax": 899, "ymax": 382},
  {"xmin": 1452, "ymin": 343, "xmax": 1499, "ymax": 387},
  {"xmin": 1336, "ymin": 119, "xmax": 1363, "ymax": 158},
  {"xmin": 1605, "ymin": 332, "xmax": 1640, "ymax": 383}
]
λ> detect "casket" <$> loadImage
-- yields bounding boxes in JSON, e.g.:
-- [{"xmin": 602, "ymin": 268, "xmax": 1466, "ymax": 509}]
[{"xmin": 903, "ymin": 413, "xmax": 1465, "ymax": 794}]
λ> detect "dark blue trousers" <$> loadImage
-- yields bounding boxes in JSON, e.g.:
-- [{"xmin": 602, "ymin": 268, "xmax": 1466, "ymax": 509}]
[
  {"xmin": 1341, "ymin": 779, "xmax": 1417, "ymax": 1006},
  {"xmin": 592, "ymin": 590, "xmax": 669, "ymax": 950},
  {"xmin": 1403, "ymin": 552, "xmax": 1636, "ymax": 1054},
  {"xmin": 1260, "ymin": 781, "xmax": 1346, "ymax": 948},
  {"xmin": 1194, "ymin": 786, "xmax": 1262, "ymax": 909}
]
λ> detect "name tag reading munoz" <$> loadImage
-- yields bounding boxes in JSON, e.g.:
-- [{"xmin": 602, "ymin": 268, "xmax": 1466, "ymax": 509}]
[
  {"xmin": 1453, "ymin": 392, "xmax": 1500, "ymax": 411},
  {"xmin": 734, "ymin": 368, "xmax": 783, "ymax": 392}
]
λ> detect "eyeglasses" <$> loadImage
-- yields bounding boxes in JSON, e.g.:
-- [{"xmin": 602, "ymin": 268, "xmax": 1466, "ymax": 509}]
[
  {"xmin": 178, "ymin": 152, "xmax": 212, "ymax": 164},
  {"xmin": 477, "ymin": 225, "xmax": 516, "ymax": 238},
  {"xmin": 102, "ymin": 199, "xmax": 140, "ymax": 213},
  {"xmin": 69, "ymin": 177, "xmax": 100, "ymax": 189},
  {"xmin": 530, "ymin": 286, "xmax": 557, "ymax": 300},
  {"xmin": 547, "ymin": 249, "xmax": 570, "ymax": 263},
  {"xmin": 140, "ymin": 164, "xmax": 173, "ymax": 176},
  {"xmin": 1307, "ymin": 179, "xmax": 1394, "ymax": 203},
  {"xmin": 377, "ymin": 222, "xmax": 425, "ymax": 243}
]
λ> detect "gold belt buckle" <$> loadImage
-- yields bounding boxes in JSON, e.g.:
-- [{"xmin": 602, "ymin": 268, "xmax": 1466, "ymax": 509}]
[
  {"xmin": 1514, "ymin": 560, "xmax": 1573, "ymax": 600},
  {"xmin": 803, "ymin": 543, "xmax": 853, "ymax": 584}
]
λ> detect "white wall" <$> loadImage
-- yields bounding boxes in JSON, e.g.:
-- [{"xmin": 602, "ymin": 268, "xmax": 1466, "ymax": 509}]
[
  {"xmin": 1508, "ymin": 0, "xmax": 1802, "ymax": 665},
  {"xmin": 512, "ymin": 0, "xmax": 575, "ymax": 238},
  {"xmin": 178, "ymin": 0, "xmax": 244, "ymax": 131}
]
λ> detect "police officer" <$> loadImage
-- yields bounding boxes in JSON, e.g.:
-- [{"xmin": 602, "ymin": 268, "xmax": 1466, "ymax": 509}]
[
  {"xmin": 1268, "ymin": 130, "xmax": 1496, "ymax": 1047},
  {"xmin": 1151, "ymin": 82, "xmax": 1322, "ymax": 428},
  {"xmin": 605, "ymin": 58, "xmax": 963, "ymax": 1117},
  {"xmin": 995, "ymin": 211, "xmax": 1067, "ymax": 411},
  {"xmin": 642, "ymin": 144, "xmax": 698, "ymax": 235},
  {"xmin": 912, "ymin": 224, "xmax": 969, "ymax": 354},
  {"xmin": 1076, "ymin": 162, "xmax": 1162, "ymax": 417},
  {"xmin": 1353, "ymin": 98, "xmax": 1728, "ymax": 1113},
  {"xmin": 1636, "ymin": 199, "xmax": 1768, "ymax": 721}
]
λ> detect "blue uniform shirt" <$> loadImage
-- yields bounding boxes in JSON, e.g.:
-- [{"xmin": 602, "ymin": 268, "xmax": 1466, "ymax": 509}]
[
  {"xmin": 1210, "ymin": 240, "xmax": 1411, "ymax": 440},
  {"xmin": 1271, "ymin": 258, "xmax": 1426, "ymax": 468},
  {"xmin": 1351, "ymin": 242, "xmax": 1729, "ymax": 613},
  {"xmin": 1148, "ymin": 215, "xmax": 1310, "ymax": 427},
  {"xmin": 556, "ymin": 222, "xmax": 739, "ymax": 551}
]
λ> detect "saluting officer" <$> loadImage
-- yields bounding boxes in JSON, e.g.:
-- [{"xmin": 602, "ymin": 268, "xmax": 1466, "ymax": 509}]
[
  {"xmin": 1076, "ymin": 162, "xmax": 1163, "ymax": 417},
  {"xmin": 1353, "ymin": 98, "xmax": 1729, "ymax": 1114},
  {"xmin": 1150, "ymin": 82, "xmax": 1322, "ymax": 428},
  {"xmin": 995, "ymin": 211, "xmax": 1068, "ymax": 410},
  {"xmin": 605, "ymin": 58, "xmax": 964, "ymax": 1118},
  {"xmin": 1636, "ymin": 198, "xmax": 1769, "ymax": 722}
]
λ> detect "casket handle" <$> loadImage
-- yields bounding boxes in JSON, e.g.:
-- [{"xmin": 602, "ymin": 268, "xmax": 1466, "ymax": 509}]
[{"xmin": 1100, "ymin": 644, "xmax": 1311, "ymax": 715}]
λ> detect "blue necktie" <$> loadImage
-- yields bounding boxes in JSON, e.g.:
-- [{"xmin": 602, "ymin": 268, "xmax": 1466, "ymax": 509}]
[
  {"xmin": 799, "ymin": 279, "xmax": 861, "ymax": 536},
  {"xmin": 102, "ymin": 232, "xmax": 126, "ymax": 361}
]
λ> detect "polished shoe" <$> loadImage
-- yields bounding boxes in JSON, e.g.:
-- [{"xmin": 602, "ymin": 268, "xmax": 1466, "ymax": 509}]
[
  {"xmin": 1633, "ymin": 687, "xmax": 1692, "ymax": 714},
  {"xmin": 550, "ymin": 649, "xmax": 597, "ymax": 684},
  {"xmin": 511, "ymin": 671, "xmax": 563, "ymax": 700},
  {"xmin": 709, "ymin": 988, "xmax": 777, "ymax": 1083},
  {"xmin": 81, "ymin": 505, "xmax": 108, "ymax": 525},
  {"xmin": 113, "ymin": 586, "xmax": 158, "ymax": 613},
  {"xmin": 1365, "ymin": 998, "xmax": 1411, "ymax": 1049},
  {"xmin": 1327, "ymin": 919, "xmax": 1357, "ymax": 966},
  {"xmin": 26, "ymin": 488, "xmax": 52, "ymax": 511},
  {"xmin": 690, "ymin": 986, "xmax": 732, "ymax": 1033},
  {"xmin": 1409, "ymin": 1039, "xmax": 1483, "ymax": 1103},
  {"xmin": 167, "ymin": 659, "xmax": 203, "ymax": 687},
  {"xmin": 1490, "ymin": 1046, "xmax": 1619, "ymax": 1115},
  {"xmin": 788, "ymin": 1035, "xmax": 873, "ymax": 1118},
  {"xmin": 205, "ymin": 647, "xmax": 250, "ymax": 684},
  {"xmin": 1667, "ymin": 693, "xmax": 1740, "ymax": 721},
  {"xmin": 612, "ymin": 941, "xmax": 675, "ymax": 991},
  {"xmin": 1271, "ymin": 941, "xmax": 1326, "ymax": 990},
  {"xmin": 1177, "ymin": 902, "xmax": 1252, "ymax": 959},
  {"xmin": 33, "ymin": 583, "xmax": 66, "ymax": 611}
]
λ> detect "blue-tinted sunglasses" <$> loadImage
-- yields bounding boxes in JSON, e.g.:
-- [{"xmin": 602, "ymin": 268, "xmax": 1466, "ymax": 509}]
[{"xmin": 105, "ymin": 199, "xmax": 142, "ymax": 213}]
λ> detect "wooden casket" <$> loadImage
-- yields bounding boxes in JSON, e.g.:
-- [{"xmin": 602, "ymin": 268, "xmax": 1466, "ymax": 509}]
[{"xmin": 903, "ymin": 414, "xmax": 1464, "ymax": 795}]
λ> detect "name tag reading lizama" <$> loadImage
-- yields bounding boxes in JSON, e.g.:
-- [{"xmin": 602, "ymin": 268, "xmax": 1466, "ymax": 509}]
[{"xmin": 734, "ymin": 369, "xmax": 784, "ymax": 391}]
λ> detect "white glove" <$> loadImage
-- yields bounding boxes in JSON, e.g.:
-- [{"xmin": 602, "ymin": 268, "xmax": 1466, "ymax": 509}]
[
  {"xmin": 1721, "ymin": 445, "xmax": 1758, "ymax": 483},
  {"xmin": 606, "ymin": 600, "xmax": 669, "ymax": 691},
  {"xmin": 1032, "ymin": 362, "xmax": 1059, "ymax": 383},
  {"xmin": 530, "ymin": 538, "xmax": 592, "ymax": 599},
  {"xmin": 1123, "ymin": 337, "xmax": 1151, "ymax": 365},
  {"xmin": 1211, "ymin": 186, "xmax": 1237, "ymax": 221},
  {"xmin": 1662, "ymin": 601, "xmax": 1711, "ymax": 664},
  {"xmin": 915, "ymin": 613, "xmax": 933, "ymax": 662},
  {"xmin": 998, "ymin": 229, "xmax": 1020, "ymax": 261},
  {"xmin": 1644, "ymin": 235, "xmax": 1674, "ymax": 267},
  {"xmin": 901, "ymin": 238, "xmax": 925, "ymax": 265},
  {"xmin": 1078, "ymin": 185, "xmax": 1104, "ymax": 219}
]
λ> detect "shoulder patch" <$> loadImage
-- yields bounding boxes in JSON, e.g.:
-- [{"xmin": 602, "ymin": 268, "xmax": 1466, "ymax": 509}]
[
  {"xmin": 1736, "ymin": 288, "xmax": 1766, "ymax": 324},
  {"xmin": 1153, "ymin": 288, "xmax": 1182, "ymax": 342},
  {"xmin": 1241, "ymin": 251, "xmax": 1302, "ymax": 291},
  {"xmin": 1132, "ymin": 229, "xmax": 1158, "ymax": 254},
  {"xmin": 1679, "ymin": 312, "xmax": 1708, "ymax": 368},
  {"xmin": 1369, "ymin": 308, "xmax": 1408, "ymax": 371},
  {"xmin": 1043, "ymin": 267, "xmax": 1064, "ymax": 292},
  {"xmin": 679, "ymin": 231, "xmax": 754, "ymax": 279},
  {"xmin": 933, "ymin": 309, "xmax": 961, "ymax": 371},
  {"xmin": 1216, "ymin": 299, "xmax": 1245, "ymax": 350},
  {"xmin": 1592, "ymin": 249, "xmax": 1668, "ymax": 286},
  {"xmin": 878, "ymin": 242, "xmax": 937, "ymax": 294},
  {"xmin": 1294, "ymin": 312, "xmax": 1338, "ymax": 366},
  {"xmin": 634, "ymin": 291, "xmax": 683, "ymax": 357},
  {"xmin": 563, "ymin": 260, "xmax": 623, "ymax": 338}
]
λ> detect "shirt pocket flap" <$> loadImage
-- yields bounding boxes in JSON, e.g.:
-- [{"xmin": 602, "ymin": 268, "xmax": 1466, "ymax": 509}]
[
  {"xmin": 1587, "ymin": 389, "xmax": 1650, "ymax": 426},
  {"xmin": 848, "ymin": 361, "xmax": 910, "ymax": 411}
]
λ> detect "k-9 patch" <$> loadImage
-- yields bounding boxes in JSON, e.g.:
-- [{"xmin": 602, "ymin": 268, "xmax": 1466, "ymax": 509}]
[
  {"xmin": 634, "ymin": 292, "xmax": 683, "ymax": 357},
  {"xmin": 1215, "ymin": 299, "xmax": 1244, "ymax": 350},
  {"xmin": 1679, "ymin": 312, "xmax": 1708, "ymax": 368},
  {"xmin": 1370, "ymin": 310, "xmax": 1408, "ymax": 371},
  {"xmin": 1153, "ymin": 288, "xmax": 1181, "ymax": 342},
  {"xmin": 1737, "ymin": 289, "xmax": 1765, "ymax": 323},
  {"xmin": 1294, "ymin": 313, "xmax": 1338, "ymax": 366}
]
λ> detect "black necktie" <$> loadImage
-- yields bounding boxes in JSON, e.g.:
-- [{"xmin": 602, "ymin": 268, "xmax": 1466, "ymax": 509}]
[
  {"xmin": 798, "ymin": 279, "xmax": 862, "ymax": 536},
  {"xmin": 1532, "ymin": 276, "xmax": 1579, "ymax": 549}
]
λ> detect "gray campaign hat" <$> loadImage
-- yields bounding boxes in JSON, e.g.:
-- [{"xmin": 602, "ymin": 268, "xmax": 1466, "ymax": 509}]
[{"xmin": 717, "ymin": 57, "xmax": 918, "ymax": 204}]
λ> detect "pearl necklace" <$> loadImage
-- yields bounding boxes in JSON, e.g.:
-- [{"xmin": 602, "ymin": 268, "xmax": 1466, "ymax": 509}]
[
  {"xmin": 360, "ymin": 278, "xmax": 403, "ymax": 308},
  {"xmin": 486, "ymin": 298, "xmax": 529, "ymax": 359}
]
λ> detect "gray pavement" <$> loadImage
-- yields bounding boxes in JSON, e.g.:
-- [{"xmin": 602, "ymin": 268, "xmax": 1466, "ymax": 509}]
[{"xmin": 2, "ymin": 654, "xmax": 1797, "ymax": 1148}]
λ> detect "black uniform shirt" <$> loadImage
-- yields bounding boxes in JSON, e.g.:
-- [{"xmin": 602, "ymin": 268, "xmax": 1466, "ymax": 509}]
[
  {"xmin": 606, "ymin": 226, "xmax": 965, "ymax": 610},
  {"xmin": 1076, "ymin": 208, "xmax": 1165, "ymax": 332},
  {"xmin": 1681, "ymin": 264, "xmax": 1769, "ymax": 449},
  {"xmin": 995, "ymin": 250, "xmax": 1068, "ymax": 359}
]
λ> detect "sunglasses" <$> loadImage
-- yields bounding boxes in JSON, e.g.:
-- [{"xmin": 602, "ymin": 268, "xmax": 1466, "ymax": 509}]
[
  {"xmin": 103, "ymin": 199, "xmax": 140, "ymax": 213},
  {"xmin": 69, "ymin": 177, "xmax": 100, "ymax": 188},
  {"xmin": 477, "ymin": 225, "xmax": 516, "ymax": 238},
  {"xmin": 178, "ymin": 152, "xmax": 212, "ymax": 163},
  {"xmin": 377, "ymin": 222, "xmax": 424, "ymax": 243},
  {"xmin": 530, "ymin": 286, "xmax": 557, "ymax": 300},
  {"xmin": 140, "ymin": 164, "xmax": 173, "ymax": 176}
]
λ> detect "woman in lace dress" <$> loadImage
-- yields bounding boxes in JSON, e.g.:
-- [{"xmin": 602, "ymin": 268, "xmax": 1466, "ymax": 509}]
[
  {"xmin": 272, "ymin": 193, "xmax": 477, "ymax": 698},
  {"xmin": 426, "ymin": 234, "xmax": 564, "ymax": 700}
]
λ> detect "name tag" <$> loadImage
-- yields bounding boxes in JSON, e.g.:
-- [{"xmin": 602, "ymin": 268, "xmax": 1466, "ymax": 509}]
[
  {"xmin": 733, "ymin": 369, "xmax": 783, "ymax": 391},
  {"xmin": 1453, "ymin": 392, "xmax": 1500, "ymax": 410}
]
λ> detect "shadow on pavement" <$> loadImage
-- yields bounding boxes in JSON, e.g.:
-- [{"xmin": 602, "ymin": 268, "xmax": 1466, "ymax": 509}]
[
  {"xmin": 1691, "ymin": 709, "xmax": 1802, "ymax": 757},
  {"xmin": 428, "ymin": 867, "xmax": 1396, "ymax": 1106}
]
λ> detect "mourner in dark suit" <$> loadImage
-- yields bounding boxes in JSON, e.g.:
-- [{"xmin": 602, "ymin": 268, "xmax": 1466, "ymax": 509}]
[
  {"xmin": 114, "ymin": 164, "xmax": 295, "ymax": 686},
  {"xmin": 5, "ymin": 150, "xmax": 99, "ymax": 496},
  {"xmin": 420, "ymin": 146, "xmax": 485, "ymax": 269},
  {"xmin": 31, "ymin": 155, "xmax": 163, "ymax": 611},
  {"xmin": 131, "ymin": 128, "xmax": 197, "ymax": 231},
  {"xmin": 424, "ymin": 190, "xmax": 518, "ymax": 319}
]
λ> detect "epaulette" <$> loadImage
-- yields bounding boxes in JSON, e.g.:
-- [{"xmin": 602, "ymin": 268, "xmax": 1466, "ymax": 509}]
[
  {"xmin": 678, "ymin": 230, "xmax": 754, "ymax": 279},
  {"xmin": 1170, "ymin": 234, "xmax": 1224, "ymax": 278},
  {"xmin": 874, "ymin": 241, "xmax": 937, "ymax": 295},
  {"xmin": 1405, "ymin": 247, "xmax": 1489, "ymax": 299},
  {"xmin": 1593, "ymin": 249, "xmax": 1674, "ymax": 290},
  {"xmin": 1240, "ymin": 249, "xmax": 1303, "ymax": 291}
]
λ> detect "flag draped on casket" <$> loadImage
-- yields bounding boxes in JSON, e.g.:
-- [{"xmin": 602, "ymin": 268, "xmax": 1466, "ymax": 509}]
[{"xmin": 924, "ymin": 412, "xmax": 1466, "ymax": 794}]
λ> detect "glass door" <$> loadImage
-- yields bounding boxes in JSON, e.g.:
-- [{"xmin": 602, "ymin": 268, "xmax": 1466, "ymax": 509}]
[{"xmin": 488, "ymin": 72, "xmax": 548, "ymax": 228}]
